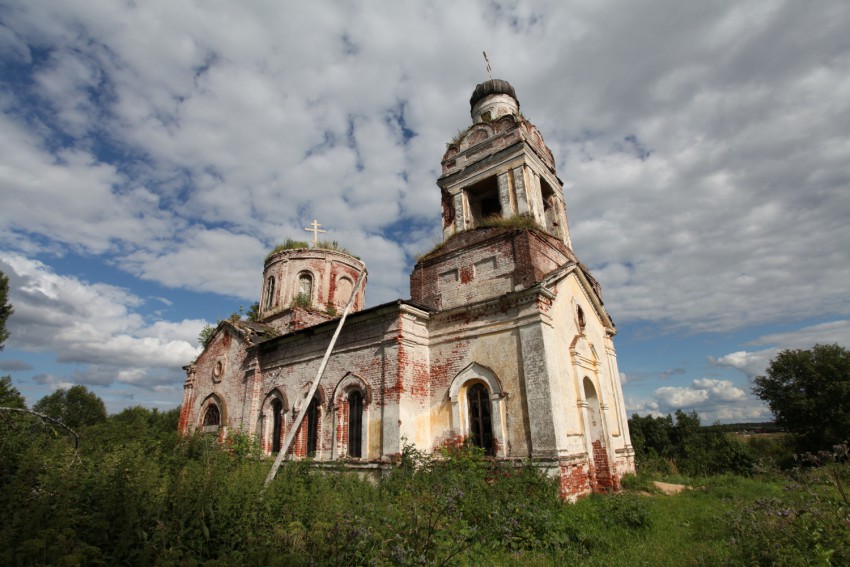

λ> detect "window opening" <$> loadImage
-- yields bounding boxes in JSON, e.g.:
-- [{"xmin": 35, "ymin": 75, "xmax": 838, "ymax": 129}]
[
  {"xmin": 577, "ymin": 305, "xmax": 586, "ymax": 330},
  {"xmin": 297, "ymin": 273, "xmax": 313, "ymax": 306},
  {"xmin": 541, "ymin": 178, "xmax": 558, "ymax": 233},
  {"xmin": 467, "ymin": 383, "xmax": 494, "ymax": 455},
  {"xmin": 203, "ymin": 404, "xmax": 220, "ymax": 427},
  {"xmin": 271, "ymin": 398, "xmax": 283, "ymax": 453},
  {"xmin": 348, "ymin": 391, "xmax": 363, "ymax": 458},
  {"xmin": 266, "ymin": 276, "xmax": 276, "ymax": 309},
  {"xmin": 306, "ymin": 396, "xmax": 320, "ymax": 456},
  {"xmin": 465, "ymin": 176, "xmax": 501, "ymax": 227}
]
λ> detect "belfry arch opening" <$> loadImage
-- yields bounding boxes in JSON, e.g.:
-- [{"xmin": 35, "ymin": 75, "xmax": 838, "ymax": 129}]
[
  {"xmin": 465, "ymin": 176, "xmax": 501, "ymax": 226},
  {"xmin": 540, "ymin": 178, "xmax": 558, "ymax": 233}
]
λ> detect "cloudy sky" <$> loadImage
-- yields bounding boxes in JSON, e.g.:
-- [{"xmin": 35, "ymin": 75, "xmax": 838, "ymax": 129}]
[{"xmin": 1, "ymin": 1, "xmax": 849, "ymax": 422}]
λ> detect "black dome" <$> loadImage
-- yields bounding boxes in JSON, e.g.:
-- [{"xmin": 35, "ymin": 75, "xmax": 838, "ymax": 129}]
[{"xmin": 469, "ymin": 79, "xmax": 518, "ymax": 110}]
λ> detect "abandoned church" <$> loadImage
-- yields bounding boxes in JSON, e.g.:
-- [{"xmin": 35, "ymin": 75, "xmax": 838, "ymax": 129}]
[{"xmin": 179, "ymin": 79, "xmax": 635, "ymax": 498}]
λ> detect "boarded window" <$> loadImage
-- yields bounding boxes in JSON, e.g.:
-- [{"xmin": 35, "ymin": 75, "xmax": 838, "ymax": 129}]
[
  {"xmin": 336, "ymin": 277, "xmax": 353, "ymax": 307},
  {"xmin": 265, "ymin": 276, "xmax": 276, "ymax": 309},
  {"xmin": 203, "ymin": 404, "xmax": 220, "ymax": 427},
  {"xmin": 467, "ymin": 383, "xmax": 494, "ymax": 456},
  {"xmin": 271, "ymin": 398, "xmax": 283, "ymax": 453},
  {"xmin": 348, "ymin": 391, "xmax": 363, "ymax": 458},
  {"xmin": 306, "ymin": 397, "xmax": 320, "ymax": 456}
]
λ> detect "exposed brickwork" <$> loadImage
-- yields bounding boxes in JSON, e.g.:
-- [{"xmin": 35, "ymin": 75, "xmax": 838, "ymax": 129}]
[
  {"xmin": 411, "ymin": 227, "xmax": 578, "ymax": 311},
  {"xmin": 591, "ymin": 440, "xmax": 613, "ymax": 492},
  {"xmin": 559, "ymin": 460, "xmax": 592, "ymax": 500}
]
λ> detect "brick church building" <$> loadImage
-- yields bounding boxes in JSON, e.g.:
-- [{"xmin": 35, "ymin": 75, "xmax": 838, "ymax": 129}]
[{"xmin": 179, "ymin": 79, "xmax": 635, "ymax": 498}]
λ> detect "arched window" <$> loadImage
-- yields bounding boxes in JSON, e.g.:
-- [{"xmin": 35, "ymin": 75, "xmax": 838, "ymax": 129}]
[
  {"xmin": 266, "ymin": 276, "xmax": 276, "ymax": 309},
  {"xmin": 306, "ymin": 396, "xmax": 320, "ymax": 456},
  {"xmin": 448, "ymin": 363, "xmax": 506, "ymax": 458},
  {"xmin": 203, "ymin": 404, "xmax": 220, "ymax": 427},
  {"xmin": 270, "ymin": 398, "xmax": 283, "ymax": 453},
  {"xmin": 577, "ymin": 305, "xmax": 586, "ymax": 330},
  {"xmin": 467, "ymin": 383, "xmax": 494, "ymax": 455},
  {"xmin": 348, "ymin": 391, "xmax": 363, "ymax": 458},
  {"xmin": 298, "ymin": 272, "xmax": 313, "ymax": 301}
]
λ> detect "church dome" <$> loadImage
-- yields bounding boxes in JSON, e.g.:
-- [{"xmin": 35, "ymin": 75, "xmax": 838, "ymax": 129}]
[
  {"xmin": 469, "ymin": 79, "xmax": 518, "ymax": 110},
  {"xmin": 469, "ymin": 79, "xmax": 520, "ymax": 124}
]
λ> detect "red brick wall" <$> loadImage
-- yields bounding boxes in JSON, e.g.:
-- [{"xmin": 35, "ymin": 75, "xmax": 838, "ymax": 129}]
[{"xmin": 410, "ymin": 227, "xmax": 577, "ymax": 311}]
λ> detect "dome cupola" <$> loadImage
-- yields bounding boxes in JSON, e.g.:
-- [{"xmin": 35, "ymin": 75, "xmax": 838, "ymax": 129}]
[{"xmin": 469, "ymin": 79, "xmax": 520, "ymax": 123}]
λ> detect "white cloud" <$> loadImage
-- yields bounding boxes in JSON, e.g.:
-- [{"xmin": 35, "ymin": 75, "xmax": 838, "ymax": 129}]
[
  {"xmin": 1, "ymin": 1, "xmax": 844, "ymax": 330},
  {"xmin": 711, "ymin": 320, "xmax": 850, "ymax": 379},
  {"xmin": 644, "ymin": 378, "xmax": 766, "ymax": 423},
  {"xmin": 710, "ymin": 349, "xmax": 778, "ymax": 380},
  {"xmin": 0, "ymin": 253, "xmax": 202, "ymax": 389},
  {"xmin": 748, "ymin": 320, "xmax": 850, "ymax": 349}
]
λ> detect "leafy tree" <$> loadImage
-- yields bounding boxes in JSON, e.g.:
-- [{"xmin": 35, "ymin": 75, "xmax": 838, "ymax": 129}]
[
  {"xmin": 754, "ymin": 343, "xmax": 850, "ymax": 452},
  {"xmin": 0, "ymin": 376, "xmax": 26, "ymax": 409},
  {"xmin": 198, "ymin": 324, "xmax": 215, "ymax": 347},
  {"xmin": 628, "ymin": 410, "xmax": 754, "ymax": 475},
  {"xmin": 33, "ymin": 385, "xmax": 107, "ymax": 429},
  {"xmin": 246, "ymin": 301, "xmax": 260, "ymax": 322},
  {"xmin": 0, "ymin": 270, "xmax": 12, "ymax": 350}
]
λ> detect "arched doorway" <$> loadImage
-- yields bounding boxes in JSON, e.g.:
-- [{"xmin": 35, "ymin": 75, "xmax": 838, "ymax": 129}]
[
  {"xmin": 467, "ymin": 382, "xmax": 494, "ymax": 456},
  {"xmin": 583, "ymin": 377, "xmax": 612, "ymax": 489}
]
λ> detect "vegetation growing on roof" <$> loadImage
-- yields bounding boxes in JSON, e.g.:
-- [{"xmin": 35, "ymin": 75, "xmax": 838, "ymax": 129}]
[
  {"xmin": 479, "ymin": 213, "xmax": 539, "ymax": 230},
  {"xmin": 447, "ymin": 126, "xmax": 471, "ymax": 147},
  {"xmin": 266, "ymin": 238, "xmax": 359, "ymax": 260},
  {"xmin": 415, "ymin": 214, "xmax": 543, "ymax": 261},
  {"xmin": 291, "ymin": 292, "xmax": 311, "ymax": 309}
]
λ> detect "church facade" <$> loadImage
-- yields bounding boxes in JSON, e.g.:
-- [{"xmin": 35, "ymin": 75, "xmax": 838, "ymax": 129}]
[{"xmin": 179, "ymin": 79, "xmax": 635, "ymax": 498}]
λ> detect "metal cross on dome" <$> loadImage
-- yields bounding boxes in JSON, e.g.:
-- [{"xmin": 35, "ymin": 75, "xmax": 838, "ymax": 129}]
[{"xmin": 304, "ymin": 219, "xmax": 327, "ymax": 245}]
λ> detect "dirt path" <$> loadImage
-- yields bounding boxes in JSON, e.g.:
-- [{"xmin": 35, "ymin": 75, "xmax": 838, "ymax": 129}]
[{"xmin": 652, "ymin": 481, "xmax": 688, "ymax": 494}]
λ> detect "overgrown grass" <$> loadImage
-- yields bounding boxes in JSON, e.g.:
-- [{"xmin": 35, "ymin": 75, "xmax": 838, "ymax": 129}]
[{"xmin": 3, "ymin": 412, "xmax": 850, "ymax": 566}]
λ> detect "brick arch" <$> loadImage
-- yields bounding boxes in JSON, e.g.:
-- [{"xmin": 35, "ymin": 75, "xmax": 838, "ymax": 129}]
[
  {"xmin": 260, "ymin": 388, "xmax": 288, "ymax": 454},
  {"xmin": 447, "ymin": 363, "xmax": 507, "ymax": 457},
  {"xmin": 332, "ymin": 372, "xmax": 372, "ymax": 405},
  {"xmin": 293, "ymin": 384, "xmax": 326, "ymax": 459},
  {"xmin": 331, "ymin": 372, "xmax": 370, "ymax": 459},
  {"xmin": 199, "ymin": 393, "xmax": 227, "ymax": 434}
]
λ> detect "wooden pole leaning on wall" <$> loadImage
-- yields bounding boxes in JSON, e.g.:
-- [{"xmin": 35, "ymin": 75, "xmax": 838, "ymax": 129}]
[{"xmin": 264, "ymin": 267, "xmax": 367, "ymax": 488}]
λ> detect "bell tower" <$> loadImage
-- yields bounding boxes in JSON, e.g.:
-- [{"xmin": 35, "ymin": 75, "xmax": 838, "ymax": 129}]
[
  {"xmin": 439, "ymin": 79, "xmax": 571, "ymax": 248},
  {"xmin": 411, "ymin": 79, "xmax": 582, "ymax": 311}
]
